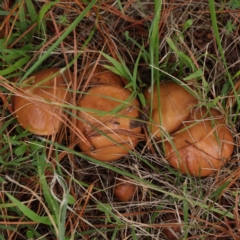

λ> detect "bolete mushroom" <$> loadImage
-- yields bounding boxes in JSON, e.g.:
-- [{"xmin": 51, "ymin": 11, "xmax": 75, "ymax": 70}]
[
  {"xmin": 113, "ymin": 176, "xmax": 137, "ymax": 202},
  {"xmin": 164, "ymin": 107, "xmax": 234, "ymax": 177},
  {"xmin": 85, "ymin": 65, "xmax": 125, "ymax": 88},
  {"xmin": 76, "ymin": 85, "xmax": 142, "ymax": 162},
  {"xmin": 13, "ymin": 68, "xmax": 72, "ymax": 135},
  {"xmin": 144, "ymin": 82, "xmax": 198, "ymax": 138}
]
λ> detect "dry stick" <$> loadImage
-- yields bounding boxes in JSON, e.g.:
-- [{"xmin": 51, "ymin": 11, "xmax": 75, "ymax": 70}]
[{"xmin": 5, "ymin": 175, "xmax": 59, "ymax": 237}]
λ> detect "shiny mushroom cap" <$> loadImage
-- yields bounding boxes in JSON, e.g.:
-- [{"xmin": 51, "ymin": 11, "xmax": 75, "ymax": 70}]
[
  {"xmin": 76, "ymin": 85, "xmax": 142, "ymax": 162},
  {"xmin": 144, "ymin": 82, "xmax": 198, "ymax": 138},
  {"xmin": 164, "ymin": 107, "xmax": 234, "ymax": 177},
  {"xmin": 13, "ymin": 68, "xmax": 72, "ymax": 135}
]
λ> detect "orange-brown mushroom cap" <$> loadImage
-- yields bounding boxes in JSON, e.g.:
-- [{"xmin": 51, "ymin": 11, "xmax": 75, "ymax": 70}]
[
  {"xmin": 144, "ymin": 82, "xmax": 198, "ymax": 138},
  {"xmin": 164, "ymin": 107, "xmax": 234, "ymax": 177},
  {"xmin": 13, "ymin": 68, "xmax": 72, "ymax": 135},
  {"xmin": 113, "ymin": 176, "xmax": 137, "ymax": 202},
  {"xmin": 85, "ymin": 65, "xmax": 125, "ymax": 88},
  {"xmin": 76, "ymin": 85, "xmax": 142, "ymax": 162}
]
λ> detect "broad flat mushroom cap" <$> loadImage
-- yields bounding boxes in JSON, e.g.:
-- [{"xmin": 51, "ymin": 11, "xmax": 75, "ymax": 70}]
[
  {"xmin": 144, "ymin": 82, "xmax": 198, "ymax": 138},
  {"xmin": 77, "ymin": 85, "xmax": 142, "ymax": 162},
  {"xmin": 164, "ymin": 107, "xmax": 234, "ymax": 177},
  {"xmin": 13, "ymin": 68, "xmax": 72, "ymax": 135}
]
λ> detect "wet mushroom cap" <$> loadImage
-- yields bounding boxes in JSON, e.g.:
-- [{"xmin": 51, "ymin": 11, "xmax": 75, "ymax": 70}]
[
  {"xmin": 76, "ymin": 85, "xmax": 142, "ymax": 162},
  {"xmin": 85, "ymin": 65, "xmax": 125, "ymax": 88},
  {"xmin": 144, "ymin": 82, "xmax": 198, "ymax": 138},
  {"xmin": 13, "ymin": 68, "xmax": 72, "ymax": 135},
  {"xmin": 164, "ymin": 107, "xmax": 234, "ymax": 177}
]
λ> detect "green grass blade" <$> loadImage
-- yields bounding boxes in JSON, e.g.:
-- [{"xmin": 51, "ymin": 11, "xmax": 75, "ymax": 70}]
[
  {"xmin": 38, "ymin": 0, "xmax": 60, "ymax": 31},
  {"xmin": 37, "ymin": 154, "xmax": 60, "ymax": 220},
  {"xmin": 22, "ymin": 0, "xmax": 97, "ymax": 81},
  {"xmin": 183, "ymin": 180, "xmax": 189, "ymax": 238},
  {"xmin": 19, "ymin": 0, "xmax": 27, "ymax": 32},
  {"xmin": 100, "ymin": 51, "xmax": 130, "ymax": 78},
  {"xmin": 25, "ymin": 0, "xmax": 38, "ymax": 23},
  {"xmin": 5, "ymin": 193, "xmax": 52, "ymax": 225},
  {"xmin": 0, "ymin": 56, "xmax": 30, "ymax": 76},
  {"xmin": 209, "ymin": 0, "xmax": 240, "ymax": 120},
  {"xmin": 149, "ymin": 1, "xmax": 162, "ymax": 84}
]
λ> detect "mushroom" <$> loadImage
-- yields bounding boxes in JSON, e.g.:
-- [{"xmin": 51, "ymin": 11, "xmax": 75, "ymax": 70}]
[
  {"xmin": 162, "ymin": 215, "xmax": 182, "ymax": 240},
  {"xmin": 13, "ymin": 68, "xmax": 72, "ymax": 135},
  {"xmin": 164, "ymin": 107, "xmax": 234, "ymax": 177},
  {"xmin": 144, "ymin": 82, "xmax": 198, "ymax": 138},
  {"xmin": 76, "ymin": 85, "xmax": 142, "ymax": 162},
  {"xmin": 85, "ymin": 65, "xmax": 125, "ymax": 88},
  {"xmin": 113, "ymin": 176, "xmax": 137, "ymax": 202}
]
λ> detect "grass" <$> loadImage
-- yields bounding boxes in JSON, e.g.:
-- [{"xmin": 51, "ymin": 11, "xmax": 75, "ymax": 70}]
[{"xmin": 0, "ymin": 0, "xmax": 240, "ymax": 239}]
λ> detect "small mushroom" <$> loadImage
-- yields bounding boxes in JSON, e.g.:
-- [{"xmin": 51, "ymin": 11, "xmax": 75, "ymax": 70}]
[
  {"xmin": 164, "ymin": 107, "xmax": 234, "ymax": 177},
  {"xmin": 76, "ymin": 85, "xmax": 142, "ymax": 162},
  {"xmin": 13, "ymin": 68, "xmax": 72, "ymax": 135},
  {"xmin": 144, "ymin": 82, "xmax": 198, "ymax": 138},
  {"xmin": 85, "ymin": 65, "xmax": 125, "ymax": 88},
  {"xmin": 162, "ymin": 215, "xmax": 182, "ymax": 240},
  {"xmin": 113, "ymin": 176, "xmax": 137, "ymax": 202}
]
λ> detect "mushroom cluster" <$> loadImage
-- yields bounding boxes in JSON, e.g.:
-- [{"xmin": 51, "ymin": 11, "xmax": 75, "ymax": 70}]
[
  {"xmin": 144, "ymin": 82, "xmax": 234, "ymax": 177},
  {"xmin": 12, "ymin": 66, "xmax": 234, "ymax": 176},
  {"xmin": 13, "ymin": 68, "xmax": 72, "ymax": 135},
  {"xmin": 76, "ymin": 66, "xmax": 142, "ymax": 162}
]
